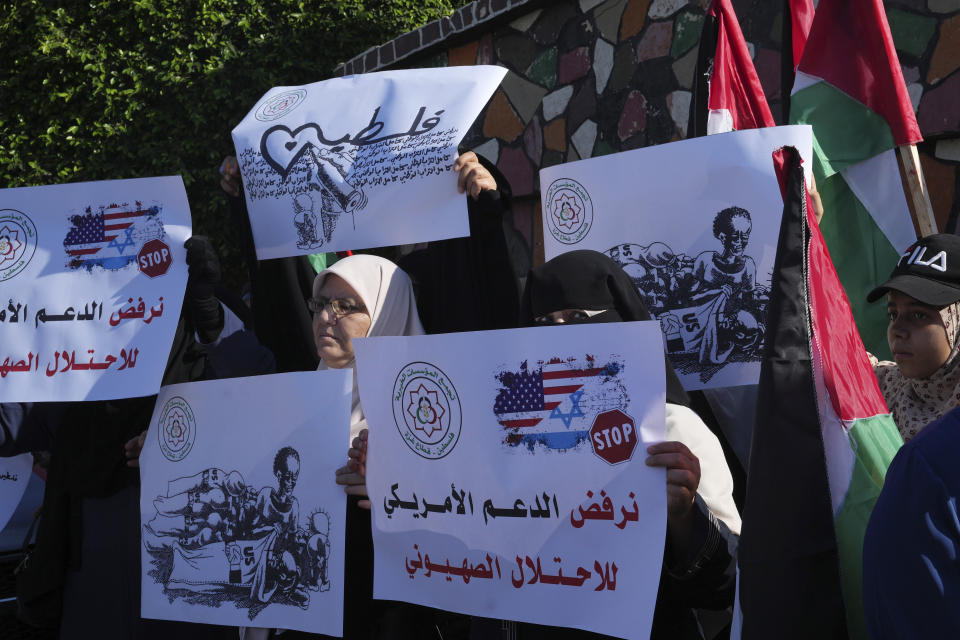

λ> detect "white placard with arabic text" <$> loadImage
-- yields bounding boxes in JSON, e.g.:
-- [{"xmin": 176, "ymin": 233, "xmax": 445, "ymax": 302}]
[
  {"xmin": 231, "ymin": 66, "xmax": 506, "ymax": 259},
  {"xmin": 0, "ymin": 176, "xmax": 191, "ymax": 402},
  {"xmin": 355, "ymin": 323, "xmax": 667, "ymax": 639},
  {"xmin": 540, "ymin": 125, "xmax": 813, "ymax": 391},
  {"xmin": 139, "ymin": 371, "xmax": 352, "ymax": 634}
]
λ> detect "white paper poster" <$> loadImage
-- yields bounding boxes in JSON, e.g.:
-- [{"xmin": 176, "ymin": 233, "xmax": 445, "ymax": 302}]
[
  {"xmin": 354, "ymin": 323, "xmax": 667, "ymax": 639},
  {"xmin": 232, "ymin": 66, "xmax": 507, "ymax": 259},
  {"xmin": 139, "ymin": 371, "xmax": 352, "ymax": 635},
  {"xmin": 0, "ymin": 453, "xmax": 34, "ymax": 534},
  {"xmin": 540, "ymin": 125, "xmax": 814, "ymax": 391},
  {"xmin": 0, "ymin": 176, "xmax": 191, "ymax": 402}
]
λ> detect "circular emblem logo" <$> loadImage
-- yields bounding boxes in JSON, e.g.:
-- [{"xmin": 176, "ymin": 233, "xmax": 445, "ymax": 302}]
[
  {"xmin": 255, "ymin": 89, "xmax": 308, "ymax": 122},
  {"xmin": 157, "ymin": 396, "xmax": 197, "ymax": 462},
  {"xmin": 544, "ymin": 178, "xmax": 594, "ymax": 245},
  {"xmin": 0, "ymin": 209, "xmax": 38, "ymax": 282},
  {"xmin": 392, "ymin": 362, "xmax": 462, "ymax": 459}
]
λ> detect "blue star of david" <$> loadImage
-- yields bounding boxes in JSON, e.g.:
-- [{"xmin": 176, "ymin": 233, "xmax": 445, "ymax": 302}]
[
  {"xmin": 549, "ymin": 389, "xmax": 585, "ymax": 428},
  {"xmin": 108, "ymin": 228, "xmax": 135, "ymax": 254}
]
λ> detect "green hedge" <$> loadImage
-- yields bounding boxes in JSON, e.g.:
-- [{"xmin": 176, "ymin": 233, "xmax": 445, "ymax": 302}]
[{"xmin": 0, "ymin": 0, "xmax": 467, "ymax": 279}]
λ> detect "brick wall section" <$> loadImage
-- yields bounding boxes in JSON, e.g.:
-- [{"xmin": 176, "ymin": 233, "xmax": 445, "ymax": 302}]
[{"xmin": 334, "ymin": 0, "xmax": 960, "ymax": 263}]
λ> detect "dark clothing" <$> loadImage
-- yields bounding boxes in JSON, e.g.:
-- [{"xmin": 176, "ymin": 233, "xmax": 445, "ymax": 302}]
[
  {"xmin": 516, "ymin": 251, "xmax": 738, "ymax": 639},
  {"xmin": 863, "ymin": 406, "xmax": 960, "ymax": 639}
]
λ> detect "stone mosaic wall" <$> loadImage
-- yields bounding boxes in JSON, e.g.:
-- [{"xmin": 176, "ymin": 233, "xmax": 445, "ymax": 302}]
[{"xmin": 335, "ymin": 0, "xmax": 960, "ymax": 262}]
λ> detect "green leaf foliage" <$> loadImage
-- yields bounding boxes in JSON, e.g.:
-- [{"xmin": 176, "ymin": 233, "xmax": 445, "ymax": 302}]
[{"xmin": 0, "ymin": 0, "xmax": 469, "ymax": 280}]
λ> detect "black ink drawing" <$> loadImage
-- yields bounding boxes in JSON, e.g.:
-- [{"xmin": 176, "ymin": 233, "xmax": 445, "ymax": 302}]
[
  {"xmin": 241, "ymin": 104, "xmax": 459, "ymax": 249},
  {"xmin": 606, "ymin": 207, "xmax": 769, "ymax": 383},
  {"xmin": 143, "ymin": 447, "xmax": 331, "ymax": 619}
]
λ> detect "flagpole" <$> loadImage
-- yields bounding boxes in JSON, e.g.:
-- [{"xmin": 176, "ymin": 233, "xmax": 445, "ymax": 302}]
[{"xmin": 898, "ymin": 144, "xmax": 939, "ymax": 237}]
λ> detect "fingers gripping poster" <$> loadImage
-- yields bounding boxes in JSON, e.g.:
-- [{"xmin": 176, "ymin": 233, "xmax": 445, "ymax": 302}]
[
  {"xmin": 232, "ymin": 66, "xmax": 507, "ymax": 259},
  {"xmin": 0, "ymin": 176, "xmax": 191, "ymax": 402},
  {"xmin": 540, "ymin": 125, "xmax": 814, "ymax": 390},
  {"xmin": 139, "ymin": 371, "xmax": 352, "ymax": 634},
  {"xmin": 354, "ymin": 323, "xmax": 667, "ymax": 639}
]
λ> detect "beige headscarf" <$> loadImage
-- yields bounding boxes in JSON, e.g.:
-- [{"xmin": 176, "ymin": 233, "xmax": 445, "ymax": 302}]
[
  {"xmin": 872, "ymin": 302, "xmax": 960, "ymax": 441},
  {"xmin": 313, "ymin": 255, "xmax": 425, "ymax": 442}
]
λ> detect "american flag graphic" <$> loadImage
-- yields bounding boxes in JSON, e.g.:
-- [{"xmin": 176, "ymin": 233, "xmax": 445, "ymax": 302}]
[
  {"xmin": 63, "ymin": 201, "xmax": 163, "ymax": 270},
  {"xmin": 493, "ymin": 357, "xmax": 626, "ymax": 451}
]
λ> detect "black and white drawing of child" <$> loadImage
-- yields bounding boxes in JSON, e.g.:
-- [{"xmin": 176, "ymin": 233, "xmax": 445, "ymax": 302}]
[
  {"xmin": 293, "ymin": 193, "xmax": 323, "ymax": 250},
  {"xmin": 685, "ymin": 206, "xmax": 766, "ymax": 368},
  {"xmin": 606, "ymin": 206, "xmax": 768, "ymax": 382},
  {"xmin": 143, "ymin": 447, "xmax": 331, "ymax": 618},
  {"xmin": 251, "ymin": 446, "xmax": 300, "ymax": 538}
]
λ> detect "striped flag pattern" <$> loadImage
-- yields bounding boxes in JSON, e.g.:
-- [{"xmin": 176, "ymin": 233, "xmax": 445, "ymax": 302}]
[
  {"xmin": 494, "ymin": 357, "xmax": 625, "ymax": 451},
  {"xmin": 63, "ymin": 202, "xmax": 163, "ymax": 270}
]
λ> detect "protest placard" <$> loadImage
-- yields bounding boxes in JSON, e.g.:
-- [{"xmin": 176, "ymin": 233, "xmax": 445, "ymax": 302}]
[
  {"xmin": 232, "ymin": 66, "xmax": 507, "ymax": 259},
  {"xmin": 139, "ymin": 371, "xmax": 352, "ymax": 635},
  {"xmin": 354, "ymin": 323, "xmax": 667, "ymax": 639},
  {"xmin": 0, "ymin": 176, "xmax": 191, "ymax": 402},
  {"xmin": 540, "ymin": 125, "xmax": 813, "ymax": 390}
]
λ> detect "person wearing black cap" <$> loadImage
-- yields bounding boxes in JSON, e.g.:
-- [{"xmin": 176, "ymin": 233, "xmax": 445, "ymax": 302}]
[
  {"xmin": 866, "ymin": 233, "xmax": 960, "ymax": 441},
  {"xmin": 515, "ymin": 250, "xmax": 740, "ymax": 640}
]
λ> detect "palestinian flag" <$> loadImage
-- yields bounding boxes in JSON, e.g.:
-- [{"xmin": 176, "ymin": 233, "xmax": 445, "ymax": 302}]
[
  {"xmin": 789, "ymin": 0, "xmax": 923, "ymax": 359},
  {"xmin": 780, "ymin": 0, "xmax": 814, "ymax": 120},
  {"xmin": 786, "ymin": 0, "xmax": 814, "ymax": 71},
  {"xmin": 688, "ymin": 0, "xmax": 775, "ymax": 137},
  {"xmin": 737, "ymin": 146, "xmax": 903, "ymax": 640}
]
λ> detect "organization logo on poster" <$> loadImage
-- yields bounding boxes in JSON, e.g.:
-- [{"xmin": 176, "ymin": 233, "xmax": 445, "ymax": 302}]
[
  {"xmin": 544, "ymin": 178, "xmax": 593, "ymax": 245},
  {"xmin": 158, "ymin": 395, "xmax": 197, "ymax": 462},
  {"xmin": 0, "ymin": 209, "xmax": 38, "ymax": 282},
  {"xmin": 255, "ymin": 89, "xmax": 308, "ymax": 122},
  {"xmin": 392, "ymin": 362, "xmax": 462, "ymax": 459}
]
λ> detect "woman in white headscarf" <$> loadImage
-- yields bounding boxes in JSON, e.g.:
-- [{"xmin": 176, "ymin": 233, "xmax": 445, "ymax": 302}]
[
  {"xmin": 298, "ymin": 254, "xmax": 433, "ymax": 640},
  {"xmin": 311, "ymin": 254, "xmax": 424, "ymax": 444}
]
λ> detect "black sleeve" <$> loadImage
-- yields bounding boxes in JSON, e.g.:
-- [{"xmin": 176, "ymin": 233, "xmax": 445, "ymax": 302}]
[
  {"xmin": 0, "ymin": 402, "xmax": 64, "ymax": 456},
  {"xmin": 399, "ymin": 187, "xmax": 522, "ymax": 334},
  {"xmin": 227, "ymin": 191, "xmax": 319, "ymax": 373},
  {"xmin": 659, "ymin": 494, "xmax": 738, "ymax": 610}
]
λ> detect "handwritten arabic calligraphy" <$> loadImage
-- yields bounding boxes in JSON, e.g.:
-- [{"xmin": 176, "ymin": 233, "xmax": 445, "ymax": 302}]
[
  {"xmin": 404, "ymin": 544, "xmax": 618, "ymax": 591},
  {"xmin": 260, "ymin": 106, "xmax": 446, "ymax": 179}
]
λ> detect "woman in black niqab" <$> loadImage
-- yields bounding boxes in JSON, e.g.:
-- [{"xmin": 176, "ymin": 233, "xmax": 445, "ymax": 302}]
[
  {"xmin": 521, "ymin": 249, "xmax": 689, "ymax": 407},
  {"xmin": 516, "ymin": 250, "xmax": 740, "ymax": 640}
]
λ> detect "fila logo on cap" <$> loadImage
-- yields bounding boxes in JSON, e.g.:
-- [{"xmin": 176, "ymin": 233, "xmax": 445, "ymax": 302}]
[{"xmin": 898, "ymin": 245, "xmax": 948, "ymax": 273}]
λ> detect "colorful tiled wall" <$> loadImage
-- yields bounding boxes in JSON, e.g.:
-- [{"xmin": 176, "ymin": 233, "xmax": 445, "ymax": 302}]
[{"xmin": 336, "ymin": 0, "xmax": 960, "ymax": 263}]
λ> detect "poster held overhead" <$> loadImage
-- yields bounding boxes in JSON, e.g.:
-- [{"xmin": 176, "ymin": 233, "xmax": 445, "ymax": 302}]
[
  {"xmin": 139, "ymin": 371, "xmax": 352, "ymax": 635},
  {"xmin": 0, "ymin": 176, "xmax": 191, "ymax": 402},
  {"xmin": 231, "ymin": 66, "xmax": 507, "ymax": 259},
  {"xmin": 539, "ymin": 125, "xmax": 813, "ymax": 391},
  {"xmin": 354, "ymin": 323, "xmax": 667, "ymax": 639}
]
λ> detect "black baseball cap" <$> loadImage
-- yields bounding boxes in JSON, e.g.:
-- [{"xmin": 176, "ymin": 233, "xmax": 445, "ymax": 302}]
[{"xmin": 867, "ymin": 233, "xmax": 960, "ymax": 306}]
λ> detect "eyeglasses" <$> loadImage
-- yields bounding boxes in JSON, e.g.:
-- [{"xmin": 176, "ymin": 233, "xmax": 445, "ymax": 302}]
[{"xmin": 307, "ymin": 296, "xmax": 367, "ymax": 319}]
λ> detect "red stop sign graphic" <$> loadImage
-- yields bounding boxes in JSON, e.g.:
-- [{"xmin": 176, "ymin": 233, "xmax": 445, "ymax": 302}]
[
  {"xmin": 138, "ymin": 239, "xmax": 172, "ymax": 278},
  {"xmin": 590, "ymin": 409, "xmax": 637, "ymax": 465}
]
